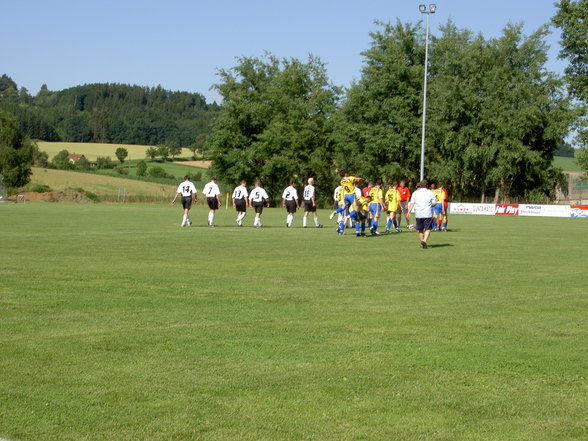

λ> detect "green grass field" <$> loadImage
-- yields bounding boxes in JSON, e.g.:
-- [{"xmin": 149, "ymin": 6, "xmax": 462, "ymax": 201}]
[
  {"xmin": 553, "ymin": 156, "xmax": 582, "ymax": 172},
  {"xmin": 36, "ymin": 142, "xmax": 195, "ymax": 162},
  {"xmin": 0, "ymin": 203, "xmax": 586, "ymax": 441}
]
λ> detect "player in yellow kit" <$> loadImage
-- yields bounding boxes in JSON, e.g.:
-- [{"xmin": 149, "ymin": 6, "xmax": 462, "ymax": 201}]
[
  {"xmin": 337, "ymin": 170, "xmax": 362, "ymax": 235},
  {"xmin": 385, "ymin": 182, "xmax": 402, "ymax": 233},
  {"xmin": 432, "ymin": 184, "xmax": 446, "ymax": 231},
  {"xmin": 368, "ymin": 181, "xmax": 385, "ymax": 235},
  {"xmin": 349, "ymin": 195, "xmax": 370, "ymax": 236}
]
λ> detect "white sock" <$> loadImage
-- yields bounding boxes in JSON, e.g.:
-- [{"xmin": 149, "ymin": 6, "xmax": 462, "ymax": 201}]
[
  {"xmin": 287, "ymin": 214, "xmax": 293, "ymax": 226},
  {"xmin": 208, "ymin": 212, "xmax": 214, "ymax": 225},
  {"xmin": 314, "ymin": 216, "xmax": 319, "ymax": 226},
  {"xmin": 303, "ymin": 216, "xmax": 307, "ymax": 227},
  {"xmin": 182, "ymin": 214, "xmax": 187, "ymax": 225}
]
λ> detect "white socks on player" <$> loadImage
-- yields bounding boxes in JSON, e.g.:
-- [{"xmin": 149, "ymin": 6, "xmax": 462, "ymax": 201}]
[
  {"xmin": 254, "ymin": 216, "xmax": 261, "ymax": 227},
  {"xmin": 314, "ymin": 216, "xmax": 320, "ymax": 227},
  {"xmin": 303, "ymin": 216, "xmax": 307, "ymax": 227},
  {"xmin": 182, "ymin": 214, "xmax": 188, "ymax": 226},
  {"xmin": 286, "ymin": 214, "xmax": 293, "ymax": 227},
  {"xmin": 208, "ymin": 212, "xmax": 214, "ymax": 226}
]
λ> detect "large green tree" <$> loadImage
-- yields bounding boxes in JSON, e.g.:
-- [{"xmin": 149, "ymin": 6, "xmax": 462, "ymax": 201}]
[
  {"xmin": 333, "ymin": 20, "xmax": 423, "ymax": 183},
  {"xmin": 208, "ymin": 54, "xmax": 341, "ymax": 201},
  {"xmin": 552, "ymin": 0, "xmax": 588, "ymax": 147},
  {"xmin": 0, "ymin": 110, "xmax": 35, "ymax": 188},
  {"xmin": 427, "ymin": 23, "xmax": 572, "ymax": 201}
]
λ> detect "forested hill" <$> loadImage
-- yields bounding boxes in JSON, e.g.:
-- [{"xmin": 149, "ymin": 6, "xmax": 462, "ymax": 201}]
[{"xmin": 0, "ymin": 74, "xmax": 220, "ymax": 146}]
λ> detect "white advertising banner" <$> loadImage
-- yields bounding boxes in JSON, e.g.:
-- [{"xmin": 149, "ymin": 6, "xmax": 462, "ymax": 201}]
[
  {"xmin": 449, "ymin": 203, "xmax": 495, "ymax": 215},
  {"xmin": 519, "ymin": 204, "xmax": 571, "ymax": 218}
]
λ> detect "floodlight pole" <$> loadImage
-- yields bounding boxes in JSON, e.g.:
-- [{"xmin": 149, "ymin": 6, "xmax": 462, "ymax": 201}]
[{"xmin": 419, "ymin": 4, "xmax": 436, "ymax": 182}]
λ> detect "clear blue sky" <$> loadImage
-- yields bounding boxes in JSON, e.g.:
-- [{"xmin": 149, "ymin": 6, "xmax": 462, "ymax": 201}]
[{"xmin": 1, "ymin": 0, "xmax": 566, "ymax": 104}]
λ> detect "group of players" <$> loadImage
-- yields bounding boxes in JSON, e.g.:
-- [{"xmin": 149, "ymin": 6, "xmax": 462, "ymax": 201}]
[
  {"xmin": 171, "ymin": 172, "xmax": 448, "ymax": 234},
  {"xmin": 332, "ymin": 170, "xmax": 448, "ymax": 236}
]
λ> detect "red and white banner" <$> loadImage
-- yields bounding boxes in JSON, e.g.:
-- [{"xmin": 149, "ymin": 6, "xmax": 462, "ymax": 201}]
[
  {"xmin": 495, "ymin": 204, "xmax": 519, "ymax": 216},
  {"xmin": 571, "ymin": 206, "xmax": 588, "ymax": 218}
]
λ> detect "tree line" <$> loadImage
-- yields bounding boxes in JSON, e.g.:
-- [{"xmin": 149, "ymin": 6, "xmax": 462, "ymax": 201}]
[
  {"xmin": 0, "ymin": 78, "xmax": 220, "ymax": 147},
  {"xmin": 209, "ymin": 9, "xmax": 586, "ymax": 204},
  {"xmin": 2, "ymin": 2, "xmax": 587, "ymax": 200}
]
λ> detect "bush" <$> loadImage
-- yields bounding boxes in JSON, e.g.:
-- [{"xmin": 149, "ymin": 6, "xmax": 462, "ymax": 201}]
[
  {"xmin": 30, "ymin": 184, "xmax": 52, "ymax": 193},
  {"xmin": 115, "ymin": 165, "xmax": 129, "ymax": 175},
  {"xmin": 148, "ymin": 166, "xmax": 174, "ymax": 179},
  {"xmin": 68, "ymin": 187, "xmax": 101, "ymax": 202},
  {"xmin": 96, "ymin": 156, "xmax": 114, "ymax": 170},
  {"xmin": 136, "ymin": 160, "xmax": 148, "ymax": 177}
]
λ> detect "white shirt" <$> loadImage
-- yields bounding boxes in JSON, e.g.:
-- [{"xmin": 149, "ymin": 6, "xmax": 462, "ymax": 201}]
[
  {"xmin": 176, "ymin": 180, "xmax": 197, "ymax": 197},
  {"xmin": 333, "ymin": 186, "xmax": 342, "ymax": 201},
  {"xmin": 282, "ymin": 186, "xmax": 298, "ymax": 201},
  {"xmin": 410, "ymin": 188, "xmax": 437, "ymax": 218},
  {"xmin": 202, "ymin": 181, "xmax": 220, "ymax": 198},
  {"xmin": 249, "ymin": 187, "xmax": 269, "ymax": 202},
  {"xmin": 355, "ymin": 187, "xmax": 362, "ymax": 199},
  {"xmin": 303, "ymin": 185, "xmax": 315, "ymax": 201},
  {"xmin": 232, "ymin": 185, "xmax": 248, "ymax": 200}
]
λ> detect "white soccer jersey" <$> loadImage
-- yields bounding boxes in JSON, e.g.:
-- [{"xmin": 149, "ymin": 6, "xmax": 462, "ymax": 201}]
[
  {"xmin": 282, "ymin": 186, "xmax": 298, "ymax": 201},
  {"xmin": 333, "ymin": 186, "xmax": 342, "ymax": 201},
  {"xmin": 249, "ymin": 187, "xmax": 269, "ymax": 202},
  {"xmin": 232, "ymin": 185, "xmax": 249, "ymax": 200},
  {"xmin": 303, "ymin": 185, "xmax": 315, "ymax": 201},
  {"xmin": 202, "ymin": 181, "xmax": 220, "ymax": 197},
  {"xmin": 176, "ymin": 181, "xmax": 197, "ymax": 197},
  {"xmin": 355, "ymin": 187, "xmax": 362, "ymax": 198}
]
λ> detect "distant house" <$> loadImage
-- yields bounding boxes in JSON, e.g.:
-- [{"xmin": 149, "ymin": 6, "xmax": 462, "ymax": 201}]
[{"xmin": 68, "ymin": 153, "xmax": 85, "ymax": 165}]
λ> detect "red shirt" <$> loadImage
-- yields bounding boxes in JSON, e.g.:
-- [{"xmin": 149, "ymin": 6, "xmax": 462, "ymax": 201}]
[
  {"xmin": 397, "ymin": 186, "xmax": 411, "ymax": 202},
  {"xmin": 362, "ymin": 186, "xmax": 372, "ymax": 197}
]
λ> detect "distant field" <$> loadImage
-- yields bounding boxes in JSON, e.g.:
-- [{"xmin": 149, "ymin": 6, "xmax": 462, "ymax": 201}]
[
  {"xmin": 36, "ymin": 141, "xmax": 194, "ymax": 161},
  {"xmin": 553, "ymin": 155, "xmax": 581, "ymax": 172},
  {"xmin": 0, "ymin": 205, "xmax": 586, "ymax": 441},
  {"xmin": 29, "ymin": 167, "xmax": 176, "ymax": 198}
]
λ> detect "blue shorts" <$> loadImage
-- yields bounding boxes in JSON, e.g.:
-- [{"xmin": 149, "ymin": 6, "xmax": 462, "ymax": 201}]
[
  {"xmin": 344, "ymin": 193, "xmax": 356, "ymax": 208},
  {"xmin": 369, "ymin": 203, "xmax": 381, "ymax": 218},
  {"xmin": 349, "ymin": 210, "xmax": 366, "ymax": 221},
  {"xmin": 433, "ymin": 204, "xmax": 444, "ymax": 215}
]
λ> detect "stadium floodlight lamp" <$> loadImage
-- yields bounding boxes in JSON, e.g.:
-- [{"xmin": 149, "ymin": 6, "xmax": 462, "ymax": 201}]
[{"xmin": 418, "ymin": 3, "xmax": 437, "ymax": 181}]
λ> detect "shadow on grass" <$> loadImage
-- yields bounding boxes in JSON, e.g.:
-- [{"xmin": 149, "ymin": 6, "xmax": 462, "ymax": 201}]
[{"xmin": 427, "ymin": 243, "xmax": 454, "ymax": 248}]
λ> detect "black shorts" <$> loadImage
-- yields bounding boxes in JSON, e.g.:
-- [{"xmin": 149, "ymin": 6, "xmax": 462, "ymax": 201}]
[
  {"xmin": 285, "ymin": 200, "xmax": 297, "ymax": 213},
  {"xmin": 252, "ymin": 201, "xmax": 264, "ymax": 214},
  {"xmin": 181, "ymin": 196, "xmax": 193, "ymax": 210},
  {"xmin": 207, "ymin": 197, "xmax": 219, "ymax": 210},
  {"xmin": 234, "ymin": 199, "xmax": 246, "ymax": 212},
  {"xmin": 399, "ymin": 201, "xmax": 409, "ymax": 213},
  {"xmin": 415, "ymin": 217, "xmax": 434, "ymax": 232},
  {"xmin": 304, "ymin": 200, "xmax": 316, "ymax": 212}
]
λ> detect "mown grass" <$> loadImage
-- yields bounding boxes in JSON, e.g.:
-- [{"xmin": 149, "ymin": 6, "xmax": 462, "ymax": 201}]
[
  {"xmin": 36, "ymin": 142, "xmax": 195, "ymax": 162},
  {"xmin": 553, "ymin": 155, "xmax": 582, "ymax": 172},
  {"xmin": 0, "ymin": 203, "xmax": 586, "ymax": 441}
]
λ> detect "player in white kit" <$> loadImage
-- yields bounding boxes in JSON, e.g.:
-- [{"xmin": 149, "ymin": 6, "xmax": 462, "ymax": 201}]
[{"xmin": 171, "ymin": 176, "xmax": 197, "ymax": 227}]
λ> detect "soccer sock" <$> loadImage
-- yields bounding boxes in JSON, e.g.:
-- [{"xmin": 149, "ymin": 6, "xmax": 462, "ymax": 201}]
[
  {"xmin": 182, "ymin": 214, "xmax": 187, "ymax": 225},
  {"xmin": 442, "ymin": 221, "xmax": 447, "ymax": 230},
  {"xmin": 287, "ymin": 214, "xmax": 293, "ymax": 226},
  {"xmin": 355, "ymin": 222, "xmax": 360, "ymax": 234},
  {"xmin": 208, "ymin": 212, "xmax": 214, "ymax": 225},
  {"xmin": 386, "ymin": 219, "xmax": 392, "ymax": 230},
  {"xmin": 393, "ymin": 220, "xmax": 398, "ymax": 229},
  {"xmin": 314, "ymin": 216, "xmax": 319, "ymax": 226},
  {"xmin": 438, "ymin": 220, "xmax": 442, "ymax": 230},
  {"xmin": 339, "ymin": 220, "xmax": 345, "ymax": 232},
  {"xmin": 361, "ymin": 222, "xmax": 365, "ymax": 234},
  {"xmin": 303, "ymin": 216, "xmax": 307, "ymax": 227},
  {"xmin": 373, "ymin": 220, "xmax": 378, "ymax": 232}
]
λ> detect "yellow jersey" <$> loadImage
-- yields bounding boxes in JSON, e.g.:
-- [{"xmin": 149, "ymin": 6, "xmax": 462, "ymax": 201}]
[
  {"xmin": 385, "ymin": 188, "xmax": 401, "ymax": 212},
  {"xmin": 434, "ymin": 188, "xmax": 445, "ymax": 204},
  {"xmin": 368, "ymin": 187, "xmax": 383, "ymax": 205},
  {"xmin": 336, "ymin": 187, "xmax": 345, "ymax": 205},
  {"xmin": 340, "ymin": 176, "xmax": 359, "ymax": 195},
  {"xmin": 356, "ymin": 196, "xmax": 369, "ymax": 214}
]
